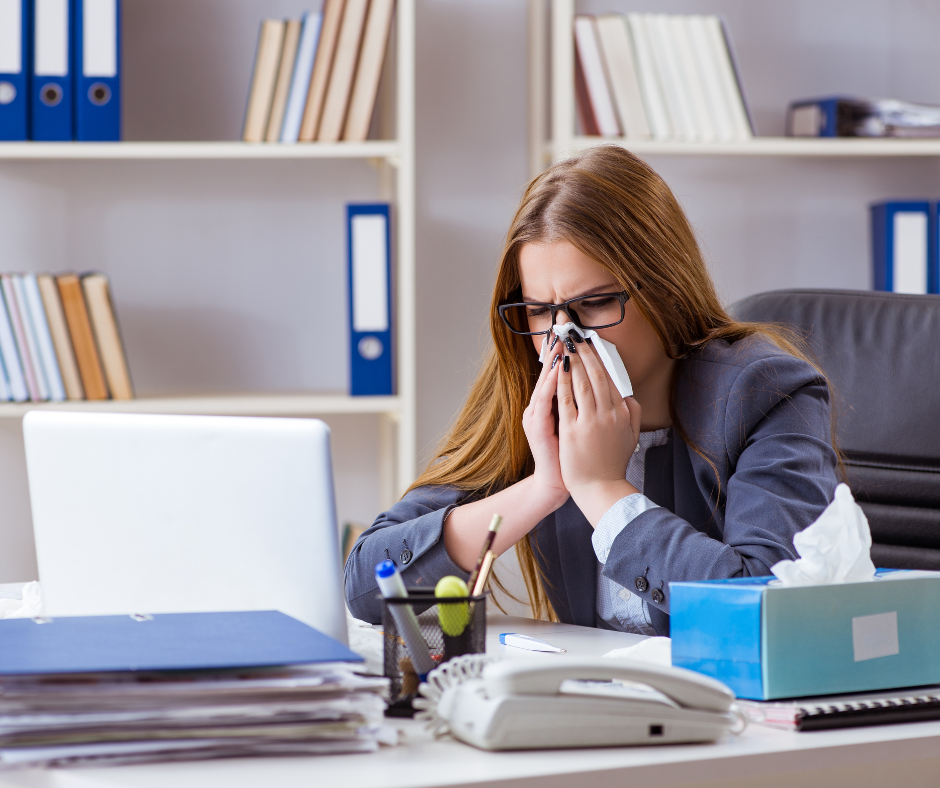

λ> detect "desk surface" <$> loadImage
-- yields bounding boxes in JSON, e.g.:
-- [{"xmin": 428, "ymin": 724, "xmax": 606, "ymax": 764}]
[{"xmin": 1, "ymin": 614, "xmax": 939, "ymax": 788}]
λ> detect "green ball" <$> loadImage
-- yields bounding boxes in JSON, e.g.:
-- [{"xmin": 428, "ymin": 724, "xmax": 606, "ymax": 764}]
[{"xmin": 435, "ymin": 576, "xmax": 470, "ymax": 637}]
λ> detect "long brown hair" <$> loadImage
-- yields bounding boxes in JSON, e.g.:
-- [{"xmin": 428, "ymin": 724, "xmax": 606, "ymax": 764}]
[{"xmin": 409, "ymin": 145, "xmax": 834, "ymax": 620}]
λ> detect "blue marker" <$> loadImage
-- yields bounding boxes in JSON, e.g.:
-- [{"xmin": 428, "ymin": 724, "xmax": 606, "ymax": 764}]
[{"xmin": 375, "ymin": 560, "xmax": 435, "ymax": 678}]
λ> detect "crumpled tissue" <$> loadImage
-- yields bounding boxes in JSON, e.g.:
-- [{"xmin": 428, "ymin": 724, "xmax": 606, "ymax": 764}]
[
  {"xmin": 771, "ymin": 483, "xmax": 877, "ymax": 586},
  {"xmin": 540, "ymin": 322, "xmax": 633, "ymax": 398},
  {"xmin": 0, "ymin": 581, "xmax": 43, "ymax": 619}
]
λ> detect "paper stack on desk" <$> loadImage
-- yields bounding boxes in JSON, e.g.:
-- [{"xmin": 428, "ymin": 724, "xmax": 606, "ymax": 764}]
[{"xmin": 0, "ymin": 610, "xmax": 394, "ymax": 768}]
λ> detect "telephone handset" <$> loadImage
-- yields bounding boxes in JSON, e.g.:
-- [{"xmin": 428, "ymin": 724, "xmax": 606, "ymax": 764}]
[{"xmin": 439, "ymin": 658, "xmax": 741, "ymax": 751}]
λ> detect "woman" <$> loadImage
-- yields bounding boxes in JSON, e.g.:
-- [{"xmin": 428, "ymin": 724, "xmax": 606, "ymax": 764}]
[{"xmin": 345, "ymin": 145, "xmax": 839, "ymax": 634}]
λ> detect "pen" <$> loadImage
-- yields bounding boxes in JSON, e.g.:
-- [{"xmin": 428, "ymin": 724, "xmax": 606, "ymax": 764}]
[
  {"xmin": 374, "ymin": 560, "xmax": 435, "ymax": 679},
  {"xmin": 471, "ymin": 549, "xmax": 496, "ymax": 597},
  {"xmin": 467, "ymin": 514, "xmax": 502, "ymax": 593},
  {"xmin": 499, "ymin": 633, "xmax": 567, "ymax": 653}
]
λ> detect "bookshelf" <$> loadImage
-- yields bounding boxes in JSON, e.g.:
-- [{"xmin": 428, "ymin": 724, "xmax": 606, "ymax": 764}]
[
  {"xmin": 529, "ymin": 0, "xmax": 940, "ymax": 170},
  {"xmin": 0, "ymin": 0, "xmax": 416, "ymax": 582}
]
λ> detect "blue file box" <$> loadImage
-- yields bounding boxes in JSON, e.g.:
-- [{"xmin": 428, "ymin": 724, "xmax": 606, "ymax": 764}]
[{"xmin": 671, "ymin": 570, "xmax": 940, "ymax": 700}]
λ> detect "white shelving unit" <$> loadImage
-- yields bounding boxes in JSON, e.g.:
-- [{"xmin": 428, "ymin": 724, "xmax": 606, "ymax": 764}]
[
  {"xmin": 529, "ymin": 0, "xmax": 940, "ymax": 171},
  {"xmin": 0, "ymin": 0, "xmax": 416, "ymax": 561}
]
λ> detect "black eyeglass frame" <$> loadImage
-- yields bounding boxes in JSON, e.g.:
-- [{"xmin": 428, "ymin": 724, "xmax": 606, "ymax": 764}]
[{"xmin": 497, "ymin": 290, "xmax": 633, "ymax": 336}]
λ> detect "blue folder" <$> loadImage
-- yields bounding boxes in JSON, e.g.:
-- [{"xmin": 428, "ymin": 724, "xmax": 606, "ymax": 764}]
[
  {"xmin": 73, "ymin": 0, "xmax": 121, "ymax": 141},
  {"xmin": 0, "ymin": 0, "xmax": 29, "ymax": 140},
  {"xmin": 870, "ymin": 201, "xmax": 936, "ymax": 294},
  {"xmin": 31, "ymin": 0, "xmax": 73, "ymax": 140},
  {"xmin": 0, "ymin": 610, "xmax": 361, "ymax": 675},
  {"xmin": 347, "ymin": 204, "xmax": 394, "ymax": 396}
]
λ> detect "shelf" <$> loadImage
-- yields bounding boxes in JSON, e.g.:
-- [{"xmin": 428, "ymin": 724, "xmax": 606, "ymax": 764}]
[
  {"xmin": 0, "ymin": 393, "xmax": 401, "ymax": 419},
  {"xmin": 562, "ymin": 136, "xmax": 940, "ymax": 158},
  {"xmin": 0, "ymin": 141, "xmax": 400, "ymax": 161}
]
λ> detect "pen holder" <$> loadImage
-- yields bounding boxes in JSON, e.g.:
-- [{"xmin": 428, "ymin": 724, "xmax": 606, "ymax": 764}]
[{"xmin": 381, "ymin": 589, "xmax": 487, "ymax": 716}]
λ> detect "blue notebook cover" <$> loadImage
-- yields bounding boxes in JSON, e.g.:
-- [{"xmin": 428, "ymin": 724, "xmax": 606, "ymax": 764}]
[
  {"xmin": 0, "ymin": 610, "xmax": 362, "ymax": 675},
  {"xmin": 73, "ymin": 0, "xmax": 120, "ymax": 141},
  {"xmin": 31, "ymin": 0, "xmax": 73, "ymax": 140},
  {"xmin": 0, "ymin": 0, "xmax": 29, "ymax": 140},
  {"xmin": 347, "ymin": 203, "xmax": 394, "ymax": 396}
]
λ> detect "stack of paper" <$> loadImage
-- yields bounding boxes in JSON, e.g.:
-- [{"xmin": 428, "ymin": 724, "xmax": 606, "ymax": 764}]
[{"xmin": 0, "ymin": 664, "xmax": 393, "ymax": 768}]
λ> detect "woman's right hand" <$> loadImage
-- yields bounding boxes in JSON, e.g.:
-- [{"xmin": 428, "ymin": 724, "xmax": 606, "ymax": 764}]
[{"xmin": 521, "ymin": 340, "xmax": 569, "ymax": 511}]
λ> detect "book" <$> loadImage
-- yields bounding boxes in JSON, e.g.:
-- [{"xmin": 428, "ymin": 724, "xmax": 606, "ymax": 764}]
[
  {"xmin": 11, "ymin": 275, "xmax": 50, "ymax": 400},
  {"xmin": 265, "ymin": 18, "xmax": 302, "ymax": 142},
  {"xmin": 871, "ymin": 201, "xmax": 935, "ymax": 295},
  {"xmin": 1, "ymin": 275, "xmax": 40, "ymax": 400},
  {"xmin": 0, "ymin": 0, "xmax": 28, "ymax": 141},
  {"xmin": 647, "ymin": 14, "xmax": 695, "ymax": 142},
  {"xmin": 280, "ymin": 11, "xmax": 323, "ymax": 143},
  {"xmin": 626, "ymin": 14, "xmax": 671, "ymax": 141},
  {"xmin": 573, "ymin": 16, "xmax": 620, "ymax": 137},
  {"xmin": 704, "ymin": 15, "xmax": 753, "ymax": 140},
  {"xmin": 37, "ymin": 273, "xmax": 83, "ymax": 400},
  {"xmin": 740, "ymin": 686, "xmax": 940, "ymax": 731},
  {"xmin": 0, "ymin": 284, "xmax": 27, "ymax": 402},
  {"xmin": 594, "ymin": 15, "xmax": 650, "ymax": 141},
  {"xmin": 317, "ymin": 0, "xmax": 369, "ymax": 142},
  {"xmin": 32, "ymin": 0, "xmax": 73, "ymax": 140},
  {"xmin": 686, "ymin": 15, "xmax": 735, "ymax": 143},
  {"xmin": 299, "ymin": 0, "xmax": 346, "ymax": 142},
  {"xmin": 56, "ymin": 274, "xmax": 108, "ymax": 400},
  {"xmin": 22, "ymin": 274, "xmax": 65, "ymax": 401},
  {"xmin": 74, "ymin": 0, "xmax": 121, "ymax": 141},
  {"xmin": 242, "ymin": 20, "xmax": 286, "ymax": 143},
  {"xmin": 670, "ymin": 15, "xmax": 715, "ymax": 142},
  {"xmin": 343, "ymin": 0, "xmax": 395, "ymax": 142},
  {"xmin": 81, "ymin": 273, "xmax": 133, "ymax": 400}
]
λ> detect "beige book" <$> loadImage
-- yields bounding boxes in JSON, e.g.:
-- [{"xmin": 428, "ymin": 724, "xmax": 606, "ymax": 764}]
[
  {"xmin": 299, "ymin": 0, "xmax": 347, "ymax": 142},
  {"xmin": 81, "ymin": 274, "xmax": 134, "ymax": 401},
  {"xmin": 316, "ymin": 0, "xmax": 369, "ymax": 142},
  {"xmin": 265, "ymin": 19, "xmax": 302, "ymax": 142},
  {"xmin": 242, "ymin": 20, "xmax": 286, "ymax": 143},
  {"xmin": 343, "ymin": 0, "xmax": 394, "ymax": 142},
  {"xmin": 37, "ymin": 274, "xmax": 84, "ymax": 400}
]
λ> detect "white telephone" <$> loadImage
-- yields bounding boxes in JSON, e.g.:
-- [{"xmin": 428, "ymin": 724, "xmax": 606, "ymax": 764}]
[{"xmin": 422, "ymin": 657, "xmax": 740, "ymax": 751}]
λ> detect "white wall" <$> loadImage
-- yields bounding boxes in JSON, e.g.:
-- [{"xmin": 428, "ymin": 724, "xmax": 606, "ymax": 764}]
[{"xmin": 0, "ymin": 0, "xmax": 938, "ymax": 592}]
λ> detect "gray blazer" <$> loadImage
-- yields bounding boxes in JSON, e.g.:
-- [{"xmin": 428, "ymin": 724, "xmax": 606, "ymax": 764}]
[{"xmin": 344, "ymin": 335, "xmax": 840, "ymax": 635}]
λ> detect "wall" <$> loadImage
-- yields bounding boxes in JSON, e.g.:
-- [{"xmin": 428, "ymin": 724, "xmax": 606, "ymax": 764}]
[{"xmin": 0, "ymin": 1, "xmax": 937, "ymax": 600}]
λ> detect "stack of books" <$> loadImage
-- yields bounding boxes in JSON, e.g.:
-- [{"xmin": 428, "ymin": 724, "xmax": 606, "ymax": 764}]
[
  {"xmin": 574, "ymin": 13, "xmax": 754, "ymax": 143},
  {"xmin": 0, "ymin": 272, "xmax": 132, "ymax": 403},
  {"xmin": 243, "ymin": 0, "xmax": 395, "ymax": 144},
  {"xmin": 0, "ymin": 611, "xmax": 392, "ymax": 768}
]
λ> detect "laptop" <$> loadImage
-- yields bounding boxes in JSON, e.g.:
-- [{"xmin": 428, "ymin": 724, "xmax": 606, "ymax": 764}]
[{"xmin": 23, "ymin": 411, "xmax": 348, "ymax": 645}]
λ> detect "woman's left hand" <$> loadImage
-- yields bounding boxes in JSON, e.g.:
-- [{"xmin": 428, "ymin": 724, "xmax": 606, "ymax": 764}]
[{"xmin": 556, "ymin": 337, "xmax": 643, "ymax": 526}]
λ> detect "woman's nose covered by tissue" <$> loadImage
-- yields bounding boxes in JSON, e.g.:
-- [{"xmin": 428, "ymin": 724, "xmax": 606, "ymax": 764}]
[{"xmin": 539, "ymin": 322, "xmax": 633, "ymax": 398}]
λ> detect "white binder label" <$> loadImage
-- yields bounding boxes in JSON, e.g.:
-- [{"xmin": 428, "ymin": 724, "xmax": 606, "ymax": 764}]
[
  {"xmin": 351, "ymin": 214, "xmax": 389, "ymax": 333},
  {"xmin": 893, "ymin": 212, "xmax": 928, "ymax": 295},
  {"xmin": 0, "ymin": 0, "xmax": 22, "ymax": 74},
  {"xmin": 852, "ymin": 611, "xmax": 899, "ymax": 662},
  {"xmin": 83, "ymin": 0, "xmax": 117, "ymax": 77},
  {"xmin": 35, "ymin": 0, "xmax": 68, "ymax": 77}
]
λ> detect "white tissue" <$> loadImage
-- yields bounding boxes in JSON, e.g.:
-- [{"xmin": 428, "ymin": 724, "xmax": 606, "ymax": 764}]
[
  {"xmin": 771, "ymin": 484, "xmax": 877, "ymax": 586},
  {"xmin": 0, "ymin": 581, "xmax": 43, "ymax": 619},
  {"xmin": 602, "ymin": 636, "xmax": 672, "ymax": 666},
  {"xmin": 539, "ymin": 322, "xmax": 633, "ymax": 398}
]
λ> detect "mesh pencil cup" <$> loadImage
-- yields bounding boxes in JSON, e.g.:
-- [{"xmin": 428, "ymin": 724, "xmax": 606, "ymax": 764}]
[{"xmin": 381, "ymin": 589, "xmax": 486, "ymax": 716}]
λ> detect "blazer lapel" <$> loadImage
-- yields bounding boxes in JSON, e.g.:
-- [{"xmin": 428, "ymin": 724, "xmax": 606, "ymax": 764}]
[{"xmin": 554, "ymin": 497, "xmax": 597, "ymax": 627}]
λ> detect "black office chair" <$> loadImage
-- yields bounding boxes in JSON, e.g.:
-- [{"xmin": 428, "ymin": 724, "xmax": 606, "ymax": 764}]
[{"xmin": 729, "ymin": 289, "xmax": 940, "ymax": 570}]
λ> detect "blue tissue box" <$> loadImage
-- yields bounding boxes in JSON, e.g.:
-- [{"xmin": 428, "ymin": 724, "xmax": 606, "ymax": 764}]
[{"xmin": 670, "ymin": 570, "xmax": 940, "ymax": 700}]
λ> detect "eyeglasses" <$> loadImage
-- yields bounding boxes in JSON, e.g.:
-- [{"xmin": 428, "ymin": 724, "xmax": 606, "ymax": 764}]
[{"xmin": 497, "ymin": 290, "xmax": 632, "ymax": 336}]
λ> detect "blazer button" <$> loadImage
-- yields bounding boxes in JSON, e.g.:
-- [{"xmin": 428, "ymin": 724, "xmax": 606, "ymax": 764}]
[
  {"xmin": 651, "ymin": 588, "xmax": 665, "ymax": 604},
  {"xmin": 400, "ymin": 549, "xmax": 413, "ymax": 564},
  {"xmin": 634, "ymin": 576, "xmax": 648, "ymax": 592}
]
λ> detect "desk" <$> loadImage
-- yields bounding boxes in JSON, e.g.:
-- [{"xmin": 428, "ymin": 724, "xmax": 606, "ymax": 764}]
[{"xmin": 1, "ymin": 614, "xmax": 939, "ymax": 788}]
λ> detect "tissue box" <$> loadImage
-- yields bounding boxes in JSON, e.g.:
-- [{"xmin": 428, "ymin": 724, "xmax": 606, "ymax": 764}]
[{"xmin": 670, "ymin": 570, "xmax": 940, "ymax": 700}]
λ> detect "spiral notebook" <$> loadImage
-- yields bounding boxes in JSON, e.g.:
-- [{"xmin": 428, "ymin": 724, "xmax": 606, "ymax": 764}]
[{"xmin": 740, "ymin": 686, "xmax": 940, "ymax": 731}]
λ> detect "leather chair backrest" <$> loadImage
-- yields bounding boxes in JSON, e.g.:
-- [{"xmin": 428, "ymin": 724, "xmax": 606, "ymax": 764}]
[{"xmin": 729, "ymin": 289, "xmax": 940, "ymax": 570}]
